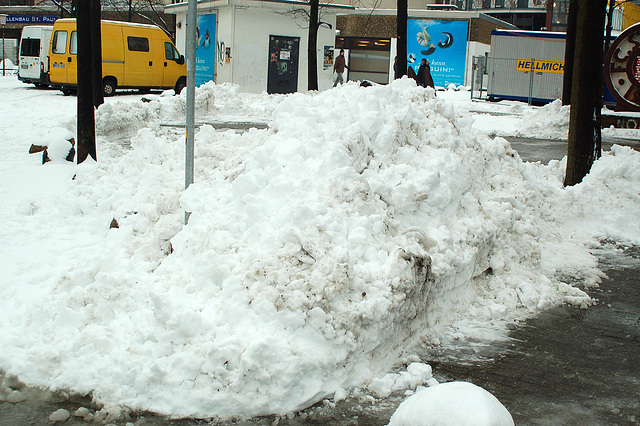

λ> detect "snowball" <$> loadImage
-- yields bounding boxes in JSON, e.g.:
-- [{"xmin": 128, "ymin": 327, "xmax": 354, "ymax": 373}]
[
  {"xmin": 6, "ymin": 390, "xmax": 26, "ymax": 403},
  {"xmin": 388, "ymin": 381, "xmax": 514, "ymax": 426},
  {"xmin": 49, "ymin": 409, "xmax": 71, "ymax": 422},
  {"xmin": 46, "ymin": 139, "xmax": 73, "ymax": 162},
  {"xmin": 333, "ymin": 387, "xmax": 347, "ymax": 402}
]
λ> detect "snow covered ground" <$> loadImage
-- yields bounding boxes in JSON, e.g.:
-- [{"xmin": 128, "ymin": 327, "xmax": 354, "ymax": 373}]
[{"xmin": 0, "ymin": 75, "xmax": 639, "ymax": 422}]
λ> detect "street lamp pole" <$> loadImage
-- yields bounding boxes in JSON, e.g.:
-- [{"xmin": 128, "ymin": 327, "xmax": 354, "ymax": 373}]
[{"xmin": 0, "ymin": 15, "xmax": 7, "ymax": 77}]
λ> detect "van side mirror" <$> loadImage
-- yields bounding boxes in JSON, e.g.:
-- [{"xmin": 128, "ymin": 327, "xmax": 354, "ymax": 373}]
[{"xmin": 176, "ymin": 55, "xmax": 184, "ymax": 65}]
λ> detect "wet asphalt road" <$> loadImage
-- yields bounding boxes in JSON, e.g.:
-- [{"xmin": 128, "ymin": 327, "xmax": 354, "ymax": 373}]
[
  {"xmin": 1, "ymin": 138, "xmax": 639, "ymax": 426},
  {"xmin": 430, "ymin": 247, "xmax": 640, "ymax": 426},
  {"xmin": 506, "ymin": 135, "xmax": 640, "ymax": 165}
]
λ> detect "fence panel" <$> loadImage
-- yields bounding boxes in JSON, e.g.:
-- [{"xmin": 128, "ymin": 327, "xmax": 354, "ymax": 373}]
[{"xmin": 483, "ymin": 56, "xmax": 564, "ymax": 105}]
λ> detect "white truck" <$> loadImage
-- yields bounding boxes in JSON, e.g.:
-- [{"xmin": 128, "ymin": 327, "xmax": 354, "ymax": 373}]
[
  {"xmin": 485, "ymin": 29, "xmax": 566, "ymax": 104},
  {"xmin": 18, "ymin": 25, "xmax": 54, "ymax": 88}
]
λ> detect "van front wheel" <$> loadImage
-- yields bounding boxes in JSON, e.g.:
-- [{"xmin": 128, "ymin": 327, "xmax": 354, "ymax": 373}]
[
  {"xmin": 103, "ymin": 79, "xmax": 117, "ymax": 97},
  {"xmin": 174, "ymin": 77, "xmax": 186, "ymax": 95}
]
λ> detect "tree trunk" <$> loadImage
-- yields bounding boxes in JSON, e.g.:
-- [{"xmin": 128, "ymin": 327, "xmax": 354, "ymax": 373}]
[
  {"xmin": 77, "ymin": 0, "xmax": 97, "ymax": 163},
  {"xmin": 564, "ymin": 0, "xmax": 607, "ymax": 186},
  {"xmin": 397, "ymin": 0, "xmax": 407, "ymax": 79},
  {"xmin": 308, "ymin": 0, "xmax": 319, "ymax": 91},
  {"xmin": 562, "ymin": 0, "xmax": 578, "ymax": 105},
  {"xmin": 91, "ymin": 0, "xmax": 103, "ymax": 108}
]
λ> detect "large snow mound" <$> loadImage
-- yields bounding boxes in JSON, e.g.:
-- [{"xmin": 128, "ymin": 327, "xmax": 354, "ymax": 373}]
[{"xmin": 1, "ymin": 80, "xmax": 639, "ymax": 419}]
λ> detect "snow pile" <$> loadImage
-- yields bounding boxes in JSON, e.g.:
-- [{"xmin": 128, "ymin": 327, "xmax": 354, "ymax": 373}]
[
  {"xmin": 0, "ymin": 59, "xmax": 17, "ymax": 72},
  {"xmin": 388, "ymin": 381, "xmax": 514, "ymax": 426},
  {"xmin": 368, "ymin": 363, "xmax": 438, "ymax": 399},
  {"xmin": 198, "ymin": 81, "xmax": 285, "ymax": 119},
  {"xmin": 561, "ymin": 145, "xmax": 640, "ymax": 242},
  {"xmin": 516, "ymin": 99, "xmax": 570, "ymax": 140},
  {"xmin": 95, "ymin": 85, "xmax": 213, "ymax": 138},
  {"xmin": 0, "ymin": 80, "xmax": 639, "ymax": 420}
]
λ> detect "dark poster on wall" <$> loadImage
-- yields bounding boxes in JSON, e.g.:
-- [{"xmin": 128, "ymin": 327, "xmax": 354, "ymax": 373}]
[{"xmin": 267, "ymin": 35, "xmax": 300, "ymax": 94}]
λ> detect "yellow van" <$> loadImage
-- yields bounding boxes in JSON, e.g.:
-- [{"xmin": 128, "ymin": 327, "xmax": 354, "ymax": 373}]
[{"xmin": 49, "ymin": 19, "xmax": 186, "ymax": 96}]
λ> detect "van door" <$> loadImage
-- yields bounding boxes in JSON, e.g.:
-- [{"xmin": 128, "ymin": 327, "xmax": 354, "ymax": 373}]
[
  {"xmin": 67, "ymin": 30, "xmax": 78, "ymax": 84},
  {"xmin": 123, "ymin": 31, "xmax": 152, "ymax": 86},
  {"xmin": 101, "ymin": 23, "xmax": 125, "ymax": 86},
  {"xmin": 49, "ymin": 29, "xmax": 69, "ymax": 84},
  {"xmin": 150, "ymin": 34, "xmax": 165, "ymax": 87},
  {"xmin": 162, "ymin": 41, "xmax": 184, "ymax": 88},
  {"xmin": 18, "ymin": 33, "xmax": 41, "ymax": 81}
]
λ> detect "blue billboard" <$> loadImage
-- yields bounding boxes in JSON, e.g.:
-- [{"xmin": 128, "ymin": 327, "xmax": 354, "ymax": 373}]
[
  {"xmin": 196, "ymin": 13, "xmax": 217, "ymax": 87},
  {"xmin": 406, "ymin": 19, "xmax": 469, "ymax": 87}
]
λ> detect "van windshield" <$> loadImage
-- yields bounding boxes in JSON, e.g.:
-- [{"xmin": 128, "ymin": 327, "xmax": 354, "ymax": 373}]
[
  {"xmin": 20, "ymin": 38, "xmax": 41, "ymax": 57},
  {"xmin": 52, "ymin": 30, "xmax": 67, "ymax": 54}
]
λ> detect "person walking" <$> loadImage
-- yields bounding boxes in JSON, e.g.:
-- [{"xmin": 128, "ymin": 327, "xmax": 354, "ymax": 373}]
[
  {"xmin": 393, "ymin": 56, "xmax": 399, "ymax": 80},
  {"xmin": 333, "ymin": 49, "xmax": 349, "ymax": 87},
  {"xmin": 417, "ymin": 58, "xmax": 435, "ymax": 89}
]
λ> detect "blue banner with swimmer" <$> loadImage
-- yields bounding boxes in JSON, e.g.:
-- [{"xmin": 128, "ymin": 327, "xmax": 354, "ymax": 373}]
[
  {"xmin": 406, "ymin": 19, "xmax": 468, "ymax": 87},
  {"xmin": 196, "ymin": 13, "xmax": 217, "ymax": 87}
]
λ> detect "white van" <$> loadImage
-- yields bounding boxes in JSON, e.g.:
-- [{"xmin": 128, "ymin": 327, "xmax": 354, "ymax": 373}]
[{"xmin": 18, "ymin": 25, "xmax": 54, "ymax": 87}]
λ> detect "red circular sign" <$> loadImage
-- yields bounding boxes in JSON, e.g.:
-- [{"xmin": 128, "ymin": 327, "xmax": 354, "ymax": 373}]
[{"xmin": 604, "ymin": 22, "xmax": 640, "ymax": 111}]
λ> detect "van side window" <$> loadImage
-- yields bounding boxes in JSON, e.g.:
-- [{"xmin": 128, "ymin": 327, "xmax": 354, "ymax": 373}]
[
  {"xmin": 20, "ymin": 38, "xmax": 41, "ymax": 57},
  {"xmin": 128, "ymin": 36, "xmax": 149, "ymax": 52},
  {"xmin": 52, "ymin": 30, "xmax": 67, "ymax": 54},
  {"xmin": 69, "ymin": 31, "xmax": 78, "ymax": 55},
  {"xmin": 164, "ymin": 42, "xmax": 179, "ymax": 60}
]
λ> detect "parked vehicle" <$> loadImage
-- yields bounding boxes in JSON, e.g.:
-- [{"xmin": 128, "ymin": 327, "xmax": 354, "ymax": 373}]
[
  {"xmin": 485, "ymin": 29, "xmax": 617, "ymax": 107},
  {"xmin": 485, "ymin": 29, "xmax": 566, "ymax": 104},
  {"xmin": 49, "ymin": 19, "xmax": 186, "ymax": 96},
  {"xmin": 18, "ymin": 25, "xmax": 54, "ymax": 88}
]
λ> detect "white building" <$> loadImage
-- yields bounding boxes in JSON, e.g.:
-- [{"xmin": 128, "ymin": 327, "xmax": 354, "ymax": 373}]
[{"xmin": 166, "ymin": 0, "xmax": 352, "ymax": 93}]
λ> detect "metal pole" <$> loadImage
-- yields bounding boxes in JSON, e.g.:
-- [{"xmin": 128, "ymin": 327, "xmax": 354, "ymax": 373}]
[
  {"xmin": 1, "ymin": 16, "xmax": 6, "ymax": 77},
  {"xmin": 480, "ymin": 58, "xmax": 485, "ymax": 99},
  {"xmin": 470, "ymin": 57, "xmax": 475, "ymax": 99},
  {"xmin": 185, "ymin": 0, "xmax": 197, "ymax": 224},
  {"xmin": 2, "ymin": 27, "xmax": 5, "ymax": 77},
  {"xmin": 528, "ymin": 58, "xmax": 534, "ymax": 106}
]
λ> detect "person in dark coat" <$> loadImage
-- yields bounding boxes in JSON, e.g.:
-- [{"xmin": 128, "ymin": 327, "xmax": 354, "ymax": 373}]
[
  {"xmin": 417, "ymin": 58, "xmax": 435, "ymax": 89},
  {"xmin": 333, "ymin": 49, "xmax": 349, "ymax": 87},
  {"xmin": 393, "ymin": 56, "xmax": 399, "ymax": 80},
  {"xmin": 407, "ymin": 65, "xmax": 418, "ymax": 84}
]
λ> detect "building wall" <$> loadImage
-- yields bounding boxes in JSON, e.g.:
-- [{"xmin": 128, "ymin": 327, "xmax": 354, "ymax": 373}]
[
  {"xmin": 214, "ymin": 6, "xmax": 235, "ymax": 85},
  {"xmin": 337, "ymin": 12, "xmax": 511, "ymax": 44},
  {"xmin": 171, "ymin": 3, "xmax": 339, "ymax": 93},
  {"xmin": 330, "ymin": 0, "xmax": 434, "ymax": 11},
  {"xmin": 336, "ymin": 14, "xmax": 396, "ymax": 39}
]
